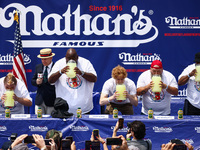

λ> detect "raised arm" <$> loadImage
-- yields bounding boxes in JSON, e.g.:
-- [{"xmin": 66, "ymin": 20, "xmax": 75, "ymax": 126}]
[{"xmin": 178, "ymin": 69, "xmax": 196, "ymax": 86}]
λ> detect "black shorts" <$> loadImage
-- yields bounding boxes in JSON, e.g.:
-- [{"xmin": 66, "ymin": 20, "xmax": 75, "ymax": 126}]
[{"xmin": 183, "ymin": 99, "xmax": 200, "ymax": 115}]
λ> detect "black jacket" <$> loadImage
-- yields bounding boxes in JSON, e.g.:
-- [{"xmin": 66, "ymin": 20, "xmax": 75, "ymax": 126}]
[{"xmin": 31, "ymin": 63, "xmax": 56, "ymax": 106}]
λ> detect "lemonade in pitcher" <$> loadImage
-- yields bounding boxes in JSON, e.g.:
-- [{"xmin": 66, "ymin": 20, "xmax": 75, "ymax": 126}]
[
  {"xmin": 116, "ymin": 84, "xmax": 126, "ymax": 100},
  {"xmin": 195, "ymin": 64, "xmax": 200, "ymax": 82},
  {"xmin": 66, "ymin": 60, "xmax": 77, "ymax": 78},
  {"xmin": 152, "ymin": 75, "xmax": 162, "ymax": 93},
  {"xmin": 4, "ymin": 90, "xmax": 14, "ymax": 107}
]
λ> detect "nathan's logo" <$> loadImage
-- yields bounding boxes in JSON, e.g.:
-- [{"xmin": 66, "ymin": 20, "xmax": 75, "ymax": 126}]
[
  {"xmin": 195, "ymin": 127, "xmax": 200, "ymax": 133},
  {"xmin": 111, "ymin": 126, "xmax": 128, "ymax": 132},
  {"xmin": 29, "ymin": 125, "xmax": 48, "ymax": 132},
  {"xmin": 150, "ymin": 90, "xmax": 165, "ymax": 102},
  {"xmin": 178, "ymin": 88, "xmax": 187, "ymax": 97},
  {"xmin": 165, "ymin": 16, "xmax": 200, "ymax": 29},
  {"xmin": 0, "ymin": 53, "xmax": 31, "ymax": 65},
  {"xmin": 1, "ymin": 4, "xmax": 158, "ymax": 48},
  {"xmin": 194, "ymin": 81, "xmax": 200, "ymax": 92},
  {"xmin": 0, "ymin": 126, "xmax": 7, "ymax": 131},
  {"xmin": 70, "ymin": 125, "xmax": 89, "ymax": 131},
  {"xmin": 172, "ymin": 88, "xmax": 187, "ymax": 99},
  {"xmin": 119, "ymin": 53, "xmax": 161, "ymax": 65},
  {"xmin": 181, "ymin": 139, "xmax": 194, "ymax": 145},
  {"xmin": 67, "ymin": 75, "xmax": 82, "ymax": 89},
  {"xmin": 153, "ymin": 126, "xmax": 172, "ymax": 133}
]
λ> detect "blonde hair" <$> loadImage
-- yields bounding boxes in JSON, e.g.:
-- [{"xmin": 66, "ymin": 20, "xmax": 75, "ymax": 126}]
[
  {"xmin": 111, "ymin": 65, "xmax": 127, "ymax": 79},
  {"xmin": 4, "ymin": 73, "xmax": 17, "ymax": 86}
]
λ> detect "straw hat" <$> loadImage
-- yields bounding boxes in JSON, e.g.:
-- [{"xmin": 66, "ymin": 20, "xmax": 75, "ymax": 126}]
[{"xmin": 37, "ymin": 48, "xmax": 55, "ymax": 58}]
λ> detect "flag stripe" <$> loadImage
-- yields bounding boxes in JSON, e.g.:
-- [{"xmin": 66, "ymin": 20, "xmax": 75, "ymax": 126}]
[{"xmin": 13, "ymin": 55, "xmax": 27, "ymax": 85}]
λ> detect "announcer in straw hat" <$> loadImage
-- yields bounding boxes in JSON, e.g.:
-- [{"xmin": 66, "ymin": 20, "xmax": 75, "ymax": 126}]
[{"xmin": 31, "ymin": 48, "xmax": 56, "ymax": 115}]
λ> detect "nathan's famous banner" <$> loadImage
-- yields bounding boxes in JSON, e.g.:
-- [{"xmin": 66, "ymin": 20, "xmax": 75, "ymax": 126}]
[{"xmin": 0, "ymin": 0, "xmax": 200, "ymax": 99}]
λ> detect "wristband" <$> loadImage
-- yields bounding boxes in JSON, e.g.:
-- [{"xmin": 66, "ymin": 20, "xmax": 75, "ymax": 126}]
[
  {"xmin": 127, "ymin": 138, "xmax": 131, "ymax": 141},
  {"xmin": 166, "ymin": 85, "xmax": 168, "ymax": 90},
  {"xmin": 59, "ymin": 69, "xmax": 62, "ymax": 75},
  {"xmin": 108, "ymin": 97, "xmax": 110, "ymax": 103},
  {"xmin": 41, "ymin": 146, "xmax": 47, "ymax": 150},
  {"xmin": 101, "ymin": 141, "xmax": 105, "ymax": 144},
  {"xmin": 188, "ymin": 74, "xmax": 191, "ymax": 78},
  {"xmin": 81, "ymin": 71, "xmax": 85, "ymax": 76}
]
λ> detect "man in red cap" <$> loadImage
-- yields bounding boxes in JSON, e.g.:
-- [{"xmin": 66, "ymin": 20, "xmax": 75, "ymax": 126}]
[
  {"xmin": 178, "ymin": 52, "xmax": 200, "ymax": 115},
  {"xmin": 137, "ymin": 60, "xmax": 178, "ymax": 115}
]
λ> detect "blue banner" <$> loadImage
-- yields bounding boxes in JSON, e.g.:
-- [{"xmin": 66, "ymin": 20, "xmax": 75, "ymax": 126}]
[
  {"xmin": 0, "ymin": 0, "xmax": 200, "ymax": 99},
  {"xmin": 0, "ymin": 115, "xmax": 200, "ymax": 149}
]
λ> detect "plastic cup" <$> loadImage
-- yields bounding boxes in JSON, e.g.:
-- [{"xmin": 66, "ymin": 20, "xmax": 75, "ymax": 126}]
[
  {"xmin": 4, "ymin": 90, "xmax": 14, "ymax": 107},
  {"xmin": 116, "ymin": 84, "xmax": 126, "ymax": 100},
  {"xmin": 66, "ymin": 60, "xmax": 76, "ymax": 78},
  {"xmin": 152, "ymin": 75, "xmax": 162, "ymax": 93}
]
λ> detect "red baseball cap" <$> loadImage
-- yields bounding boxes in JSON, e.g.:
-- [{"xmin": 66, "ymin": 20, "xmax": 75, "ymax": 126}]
[{"xmin": 151, "ymin": 60, "xmax": 163, "ymax": 69}]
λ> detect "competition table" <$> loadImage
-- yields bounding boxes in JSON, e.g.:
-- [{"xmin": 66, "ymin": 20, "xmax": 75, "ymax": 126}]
[
  {"xmin": 28, "ymin": 92, "xmax": 185, "ymax": 115},
  {"xmin": 0, "ymin": 115, "xmax": 200, "ymax": 150}
]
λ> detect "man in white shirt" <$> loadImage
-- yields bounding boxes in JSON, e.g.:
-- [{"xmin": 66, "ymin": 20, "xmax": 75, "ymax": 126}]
[
  {"xmin": 100, "ymin": 65, "xmax": 138, "ymax": 115},
  {"xmin": 48, "ymin": 48, "xmax": 97, "ymax": 115},
  {"xmin": 137, "ymin": 60, "xmax": 178, "ymax": 115},
  {"xmin": 0, "ymin": 73, "xmax": 32, "ymax": 114},
  {"xmin": 178, "ymin": 52, "xmax": 200, "ymax": 115}
]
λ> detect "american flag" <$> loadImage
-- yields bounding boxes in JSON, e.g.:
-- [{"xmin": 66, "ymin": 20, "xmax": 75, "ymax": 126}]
[{"xmin": 12, "ymin": 12, "xmax": 27, "ymax": 87}]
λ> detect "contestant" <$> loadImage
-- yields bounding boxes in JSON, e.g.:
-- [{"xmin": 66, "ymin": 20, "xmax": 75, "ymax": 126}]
[
  {"xmin": 0, "ymin": 73, "xmax": 32, "ymax": 114},
  {"xmin": 137, "ymin": 60, "xmax": 178, "ymax": 115},
  {"xmin": 99, "ymin": 65, "xmax": 138, "ymax": 115},
  {"xmin": 178, "ymin": 52, "xmax": 200, "ymax": 115},
  {"xmin": 48, "ymin": 48, "xmax": 97, "ymax": 115},
  {"xmin": 31, "ymin": 48, "xmax": 56, "ymax": 115}
]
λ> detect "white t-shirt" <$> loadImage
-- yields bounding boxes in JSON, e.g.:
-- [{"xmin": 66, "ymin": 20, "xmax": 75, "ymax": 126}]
[
  {"xmin": 49, "ymin": 56, "xmax": 97, "ymax": 114},
  {"xmin": 0, "ymin": 77, "xmax": 32, "ymax": 114},
  {"xmin": 101, "ymin": 78, "xmax": 136, "ymax": 104},
  {"xmin": 137, "ymin": 70, "xmax": 178, "ymax": 115},
  {"xmin": 178, "ymin": 63, "xmax": 200, "ymax": 109}
]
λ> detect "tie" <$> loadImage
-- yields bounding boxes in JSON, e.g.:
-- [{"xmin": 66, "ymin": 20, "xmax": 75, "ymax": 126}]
[{"xmin": 43, "ymin": 66, "xmax": 48, "ymax": 83}]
